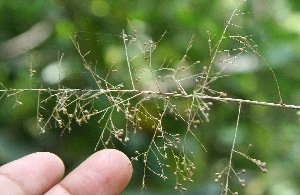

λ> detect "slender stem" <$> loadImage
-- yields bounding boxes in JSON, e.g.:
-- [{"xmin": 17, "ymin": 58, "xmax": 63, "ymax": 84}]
[
  {"xmin": 122, "ymin": 29, "xmax": 135, "ymax": 90},
  {"xmin": 225, "ymin": 102, "xmax": 242, "ymax": 195}
]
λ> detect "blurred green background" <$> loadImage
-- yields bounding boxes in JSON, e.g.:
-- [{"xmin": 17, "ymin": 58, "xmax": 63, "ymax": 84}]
[{"xmin": 0, "ymin": 0, "xmax": 300, "ymax": 194}]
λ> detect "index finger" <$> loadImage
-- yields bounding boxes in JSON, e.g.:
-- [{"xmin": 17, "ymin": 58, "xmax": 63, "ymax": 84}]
[{"xmin": 46, "ymin": 149, "xmax": 133, "ymax": 195}]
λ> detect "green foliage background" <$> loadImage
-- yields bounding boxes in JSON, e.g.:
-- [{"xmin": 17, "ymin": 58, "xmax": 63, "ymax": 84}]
[{"xmin": 0, "ymin": 0, "xmax": 300, "ymax": 194}]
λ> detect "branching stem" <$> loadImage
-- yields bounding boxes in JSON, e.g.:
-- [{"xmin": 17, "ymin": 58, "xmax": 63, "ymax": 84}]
[{"xmin": 1, "ymin": 88, "xmax": 299, "ymax": 110}]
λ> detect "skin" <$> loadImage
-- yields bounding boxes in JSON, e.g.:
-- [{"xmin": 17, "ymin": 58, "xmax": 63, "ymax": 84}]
[{"xmin": 0, "ymin": 149, "xmax": 132, "ymax": 195}]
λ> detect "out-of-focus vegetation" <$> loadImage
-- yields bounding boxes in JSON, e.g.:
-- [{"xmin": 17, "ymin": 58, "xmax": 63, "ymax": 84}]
[{"xmin": 1, "ymin": 0, "xmax": 300, "ymax": 194}]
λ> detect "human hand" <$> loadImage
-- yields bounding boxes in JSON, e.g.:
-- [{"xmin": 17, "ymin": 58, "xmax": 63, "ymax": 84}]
[{"xmin": 0, "ymin": 149, "xmax": 132, "ymax": 195}]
